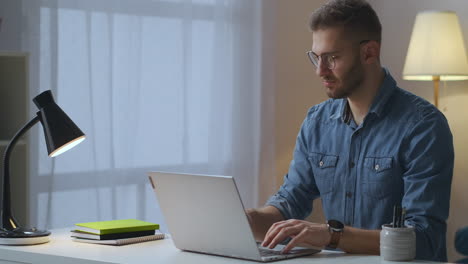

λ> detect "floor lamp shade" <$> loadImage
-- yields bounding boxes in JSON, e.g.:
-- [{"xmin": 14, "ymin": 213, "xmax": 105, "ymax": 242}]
[
  {"xmin": 33, "ymin": 91, "xmax": 85, "ymax": 157},
  {"xmin": 403, "ymin": 11, "xmax": 468, "ymax": 81}
]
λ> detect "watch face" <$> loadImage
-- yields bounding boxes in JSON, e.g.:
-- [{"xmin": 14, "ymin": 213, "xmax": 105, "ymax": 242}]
[{"xmin": 328, "ymin": 219, "xmax": 344, "ymax": 230}]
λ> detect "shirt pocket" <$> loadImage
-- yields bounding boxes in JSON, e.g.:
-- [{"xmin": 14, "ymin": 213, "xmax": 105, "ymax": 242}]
[
  {"xmin": 308, "ymin": 152, "xmax": 338, "ymax": 196},
  {"xmin": 362, "ymin": 157, "xmax": 395, "ymax": 199}
]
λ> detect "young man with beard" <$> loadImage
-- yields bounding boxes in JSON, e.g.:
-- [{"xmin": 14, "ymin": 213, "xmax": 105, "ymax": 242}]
[{"xmin": 246, "ymin": 0, "xmax": 454, "ymax": 261}]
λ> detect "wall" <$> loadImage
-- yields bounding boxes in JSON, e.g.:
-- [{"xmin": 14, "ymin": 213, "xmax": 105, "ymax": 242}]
[
  {"xmin": 0, "ymin": 0, "xmax": 22, "ymax": 51},
  {"xmin": 269, "ymin": 0, "xmax": 468, "ymax": 262},
  {"xmin": 264, "ymin": 0, "xmax": 328, "ymax": 224}
]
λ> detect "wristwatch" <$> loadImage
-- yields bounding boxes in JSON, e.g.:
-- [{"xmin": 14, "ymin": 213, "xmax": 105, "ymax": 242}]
[{"xmin": 326, "ymin": 219, "xmax": 344, "ymax": 249}]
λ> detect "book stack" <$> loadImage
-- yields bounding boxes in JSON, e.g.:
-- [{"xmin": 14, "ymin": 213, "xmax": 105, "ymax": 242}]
[{"xmin": 71, "ymin": 219, "xmax": 164, "ymax": 245}]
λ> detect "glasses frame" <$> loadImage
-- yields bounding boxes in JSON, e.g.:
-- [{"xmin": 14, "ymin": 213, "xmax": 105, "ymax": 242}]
[{"xmin": 306, "ymin": 40, "xmax": 371, "ymax": 70}]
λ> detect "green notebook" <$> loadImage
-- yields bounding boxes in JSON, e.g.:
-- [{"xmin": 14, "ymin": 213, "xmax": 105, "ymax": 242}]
[{"xmin": 75, "ymin": 219, "xmax": 159, "ymax": 235}]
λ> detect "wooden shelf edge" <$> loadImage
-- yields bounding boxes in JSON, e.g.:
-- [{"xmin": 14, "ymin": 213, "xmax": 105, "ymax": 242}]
[{"xmin": 0, "ymin": 140, "xmax": 26, "ymax": 147}]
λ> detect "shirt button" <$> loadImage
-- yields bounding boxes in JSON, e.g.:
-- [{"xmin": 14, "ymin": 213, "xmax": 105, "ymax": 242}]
[
  {"xmin": 319, "ymin": 161, "xmax": 324, "ymax": 167},
  {"xmin": 346, "ymin": 192, "xmax": 353, "ymax": 198},
  {"xmin": 375, "ymin": 164, "xmax": 380, "ymax": 171},
  {"xmin": 350, "ymin": 162, "xmax": 355, "ymax": 168}
]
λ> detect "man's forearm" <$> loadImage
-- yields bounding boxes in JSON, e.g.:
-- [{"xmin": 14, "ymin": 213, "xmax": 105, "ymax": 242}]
[
  {"xmin": 339, "ymin": 226, "xmax": 380, "ymax": 254},
  {"xmin": 246, "ymin": 206, "xmax": 381, "ymax": 254},
  {"xmin": 245, "ymin": 206, "xmax": 284, "ymax": 241}
]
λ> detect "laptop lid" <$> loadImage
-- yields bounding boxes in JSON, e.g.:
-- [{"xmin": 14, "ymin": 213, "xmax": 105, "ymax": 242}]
[{"xmin": 148, "ymin": 172, "xmax": 262, "ymax": 260}]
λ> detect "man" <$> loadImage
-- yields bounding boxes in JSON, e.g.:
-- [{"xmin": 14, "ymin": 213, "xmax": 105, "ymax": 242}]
[{"xmin": 246, "ymin": 0, "xmax": 454, "ymax": 261}]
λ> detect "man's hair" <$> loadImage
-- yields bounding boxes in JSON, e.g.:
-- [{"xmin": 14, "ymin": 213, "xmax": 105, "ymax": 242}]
[{"xmin": 309, "ymin": 0, "xmax": 382, "ymax": 43}]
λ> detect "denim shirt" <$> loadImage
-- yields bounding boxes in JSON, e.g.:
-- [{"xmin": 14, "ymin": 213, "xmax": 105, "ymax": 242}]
[{"xmin": 266, "ymin": 68, "xmax": 454, "ymax": 262}]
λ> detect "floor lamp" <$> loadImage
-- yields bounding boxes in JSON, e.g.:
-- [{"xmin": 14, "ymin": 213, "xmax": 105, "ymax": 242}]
[{"xmin": 403, "ymin": 11, "xmax": 468, "ymax": 108}]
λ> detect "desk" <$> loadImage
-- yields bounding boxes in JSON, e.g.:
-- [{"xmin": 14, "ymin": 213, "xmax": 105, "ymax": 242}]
[{"xmin": 0, "ymin": 228, "xmax": 441, "ymax": 264}]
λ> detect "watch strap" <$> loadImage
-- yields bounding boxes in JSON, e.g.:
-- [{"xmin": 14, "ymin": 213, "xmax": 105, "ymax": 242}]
[
  {"xmin": 326, "ymin": 220, "xmax": 344, "ymax": 249},
  {"xmin": 327, "ymin": 228, "xmax": 342, "ymax": 249}
]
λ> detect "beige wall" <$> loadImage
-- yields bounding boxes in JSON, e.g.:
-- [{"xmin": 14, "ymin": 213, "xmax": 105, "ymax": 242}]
[
  {"xmin": 273, "ymin": 0, "xmax": 327, "ymax": 187},
  {"xmin": 260, "ymin": 0, "xmax": 327, "ymax": 221},
  {"xmin": 268, "ymin": 0, "xmax": 468, "ymax": 262}
]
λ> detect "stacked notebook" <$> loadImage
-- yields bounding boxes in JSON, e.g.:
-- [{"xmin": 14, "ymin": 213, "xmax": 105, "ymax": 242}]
[{"xmin": 71, "ymin": 219, "xmax": 164, "ymax": 245}]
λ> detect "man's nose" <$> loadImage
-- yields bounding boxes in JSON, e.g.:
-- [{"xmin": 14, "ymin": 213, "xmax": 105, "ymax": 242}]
[{"xmin": 315, "ymin": 60, "xmax": 330, "ymax": 77}]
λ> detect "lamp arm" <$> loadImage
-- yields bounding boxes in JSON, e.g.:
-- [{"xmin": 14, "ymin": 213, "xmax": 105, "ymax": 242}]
[{"xmin": 1, "ymin": 115, "xmax": 40, "ymax": 230}]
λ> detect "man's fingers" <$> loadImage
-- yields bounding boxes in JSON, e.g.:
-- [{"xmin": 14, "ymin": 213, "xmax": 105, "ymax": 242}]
[
  {"xmin": 261, "ymin": 223, "xmax": 281, "ymax": 247},
  {"xmin": 261, "ymin": 219, "xmax": 307, "ymax": 248},
  {"xmin": 281, "ymin": 229, "xmax": 308, "ymax": 253},
  {"xmin": 263, "ymin": 221, "xmax": 328, "ymax": 253},
  {"xmin": 266, "ymin": 224, "xmax": 302, "ymax": 249},
  {"xmin": 262, "ymin": 220, "xmax": 292, "ymax": 247}
]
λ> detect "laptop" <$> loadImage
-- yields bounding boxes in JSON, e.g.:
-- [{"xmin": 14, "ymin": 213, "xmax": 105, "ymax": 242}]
[{"xmin": 147, "ymin": 172, "xmax": 321, "ymax": 262}]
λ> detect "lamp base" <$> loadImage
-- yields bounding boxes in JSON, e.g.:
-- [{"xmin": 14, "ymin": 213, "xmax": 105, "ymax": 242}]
[{"xmin": 0, "ymin": 227, "xmax": 50, "ymax": 245}]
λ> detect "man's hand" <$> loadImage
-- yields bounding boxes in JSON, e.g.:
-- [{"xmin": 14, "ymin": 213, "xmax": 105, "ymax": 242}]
[
  {"xmin": 261, "ymin": 219, "xmax": 331, "ymax": 253},
  {"xmin": 245, "ymin": 206, "xmax": 284, "ymax": 241}
]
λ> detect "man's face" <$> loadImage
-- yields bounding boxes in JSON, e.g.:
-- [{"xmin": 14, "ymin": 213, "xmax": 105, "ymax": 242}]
[{"xmin": 311, "ymin": 27, "xmax": 365, "ymax": 99}]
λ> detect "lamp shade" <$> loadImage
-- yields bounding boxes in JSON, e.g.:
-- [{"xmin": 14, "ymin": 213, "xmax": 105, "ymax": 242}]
[
  {"xmin": 33, "ymin": 90, "xmax": 85, "ymax": 157},
  {"xmin": 403, "ymin": 11, "xmax": 468, "ymax": 81}
]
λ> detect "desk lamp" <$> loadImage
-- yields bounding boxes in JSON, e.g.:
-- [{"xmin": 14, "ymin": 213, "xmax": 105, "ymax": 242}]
[
  {"xmin": 403, "ymin": 11, "xmax": 468, "ymax": 108},
  {"xmin": 0, "ymin": 90, "xmax": 85, "ymax": 245}
]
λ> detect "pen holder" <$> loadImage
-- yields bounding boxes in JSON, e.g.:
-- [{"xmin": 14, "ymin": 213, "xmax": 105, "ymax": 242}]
[{"xmin": 380, "ymin": 224, "xmax": 416, "ymax": 261}]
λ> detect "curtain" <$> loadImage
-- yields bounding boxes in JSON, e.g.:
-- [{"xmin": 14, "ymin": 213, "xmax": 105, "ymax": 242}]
[{"xmin": 19, "ymin": 0, "xmax": 269, "ymax": 232}]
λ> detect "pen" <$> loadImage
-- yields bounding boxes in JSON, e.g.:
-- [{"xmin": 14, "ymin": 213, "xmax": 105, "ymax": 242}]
[
  {"xmin": 400, "ymin": 208, "xmax": 406, "ymax": 228},
  {"xmin": 392, "ymin": 205, "xmax": 397, "ymax": 228},
  {"xmin": 394, "ymin": 205, "xmax": 402, "ymax": 228}
]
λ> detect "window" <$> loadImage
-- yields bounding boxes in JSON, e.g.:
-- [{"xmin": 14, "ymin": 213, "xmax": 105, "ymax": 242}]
[{"xmin": 24, "ymin": 0, "xmax": 261, "ymax": 229}]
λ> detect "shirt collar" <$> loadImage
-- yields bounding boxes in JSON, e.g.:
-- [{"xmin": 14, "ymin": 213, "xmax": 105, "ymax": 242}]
[
  {"xmin": 340, "ymin": 67, "xmax": 396, "ymax": 122},
  {"xmin": 368, "ymin": 68, "xmax": 397, "ymax": 117},
  {"xmin": 340, "ymin": 99, "xmax": 352, "ymax": 124}
]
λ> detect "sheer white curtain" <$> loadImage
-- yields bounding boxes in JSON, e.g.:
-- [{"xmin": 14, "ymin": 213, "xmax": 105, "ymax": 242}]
[{"xmin": 20, "ymin": 0, "xmax": 268, "ymax": 231}]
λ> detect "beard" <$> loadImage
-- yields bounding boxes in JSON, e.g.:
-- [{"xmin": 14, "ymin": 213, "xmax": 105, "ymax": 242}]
[{"xmin": 324, "ymin": 55, "xmax": 365, "ymax": 99}]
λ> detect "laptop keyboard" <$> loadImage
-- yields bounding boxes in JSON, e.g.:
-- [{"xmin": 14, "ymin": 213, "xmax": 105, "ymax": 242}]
[{"xmin": 259, "ymin": 248, "xmax": 285, "ymax": 256}]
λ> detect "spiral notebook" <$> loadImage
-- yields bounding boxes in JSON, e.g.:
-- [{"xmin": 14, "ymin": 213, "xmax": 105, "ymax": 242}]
[{"xmin": 71, "ymin": 233, "xmax": 165, "ymax": 246}]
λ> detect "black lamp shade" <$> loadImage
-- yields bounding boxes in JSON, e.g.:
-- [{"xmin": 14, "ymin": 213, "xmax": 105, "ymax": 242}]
[{"xmin": 33, "ymin": 90, "xmax": 85, "ymax": 157}]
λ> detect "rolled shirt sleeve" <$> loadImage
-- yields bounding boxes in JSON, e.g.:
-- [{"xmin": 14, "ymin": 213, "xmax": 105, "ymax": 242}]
[
  {"xmin": 401, "ymin": 110, "xmax": 454, "ymax": 261},
  {"xmin": 266, "ymin": 114, "xmax": 320, "ymax": 220}
]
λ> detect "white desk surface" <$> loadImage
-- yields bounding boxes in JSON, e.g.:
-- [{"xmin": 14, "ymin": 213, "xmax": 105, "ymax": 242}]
[{"xmin": 0, "ymin": 228, "xmax": 442, "ymax": 264}]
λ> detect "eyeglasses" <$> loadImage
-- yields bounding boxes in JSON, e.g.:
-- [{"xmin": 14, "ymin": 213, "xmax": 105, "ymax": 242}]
[
  {"xmin": 306, "ymin": 40, "xmax": 371, "ymax": 70},
  {"xmin": 307, "ymin": 51, "xmax": 337, "ymax": 70}
]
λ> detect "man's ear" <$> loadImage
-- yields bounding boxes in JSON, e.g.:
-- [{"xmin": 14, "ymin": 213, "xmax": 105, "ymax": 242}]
[{"xmin": 362, "ymin": 41, "xmax": 380, "ymax": 64}]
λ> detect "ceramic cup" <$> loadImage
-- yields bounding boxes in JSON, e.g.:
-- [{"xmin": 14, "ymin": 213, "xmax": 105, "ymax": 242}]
[{"xmin": 380, "ymin": 224, "xmax": 416, "ymax": 261}]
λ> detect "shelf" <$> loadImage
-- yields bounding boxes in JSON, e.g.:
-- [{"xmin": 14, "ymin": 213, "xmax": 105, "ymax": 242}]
[
  {"xmin": 0, "ymin": 140, "xmax": 26, "ymax": 147},
  {"xmin": 0, "ymin": 52, "xmax": 29, "ymax": 226}
]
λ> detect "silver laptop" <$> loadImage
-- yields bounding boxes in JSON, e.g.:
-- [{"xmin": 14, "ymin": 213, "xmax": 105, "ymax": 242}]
[{"xmin": 148, "ymin": 172, "xmax": 320, "ymax": 262}]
